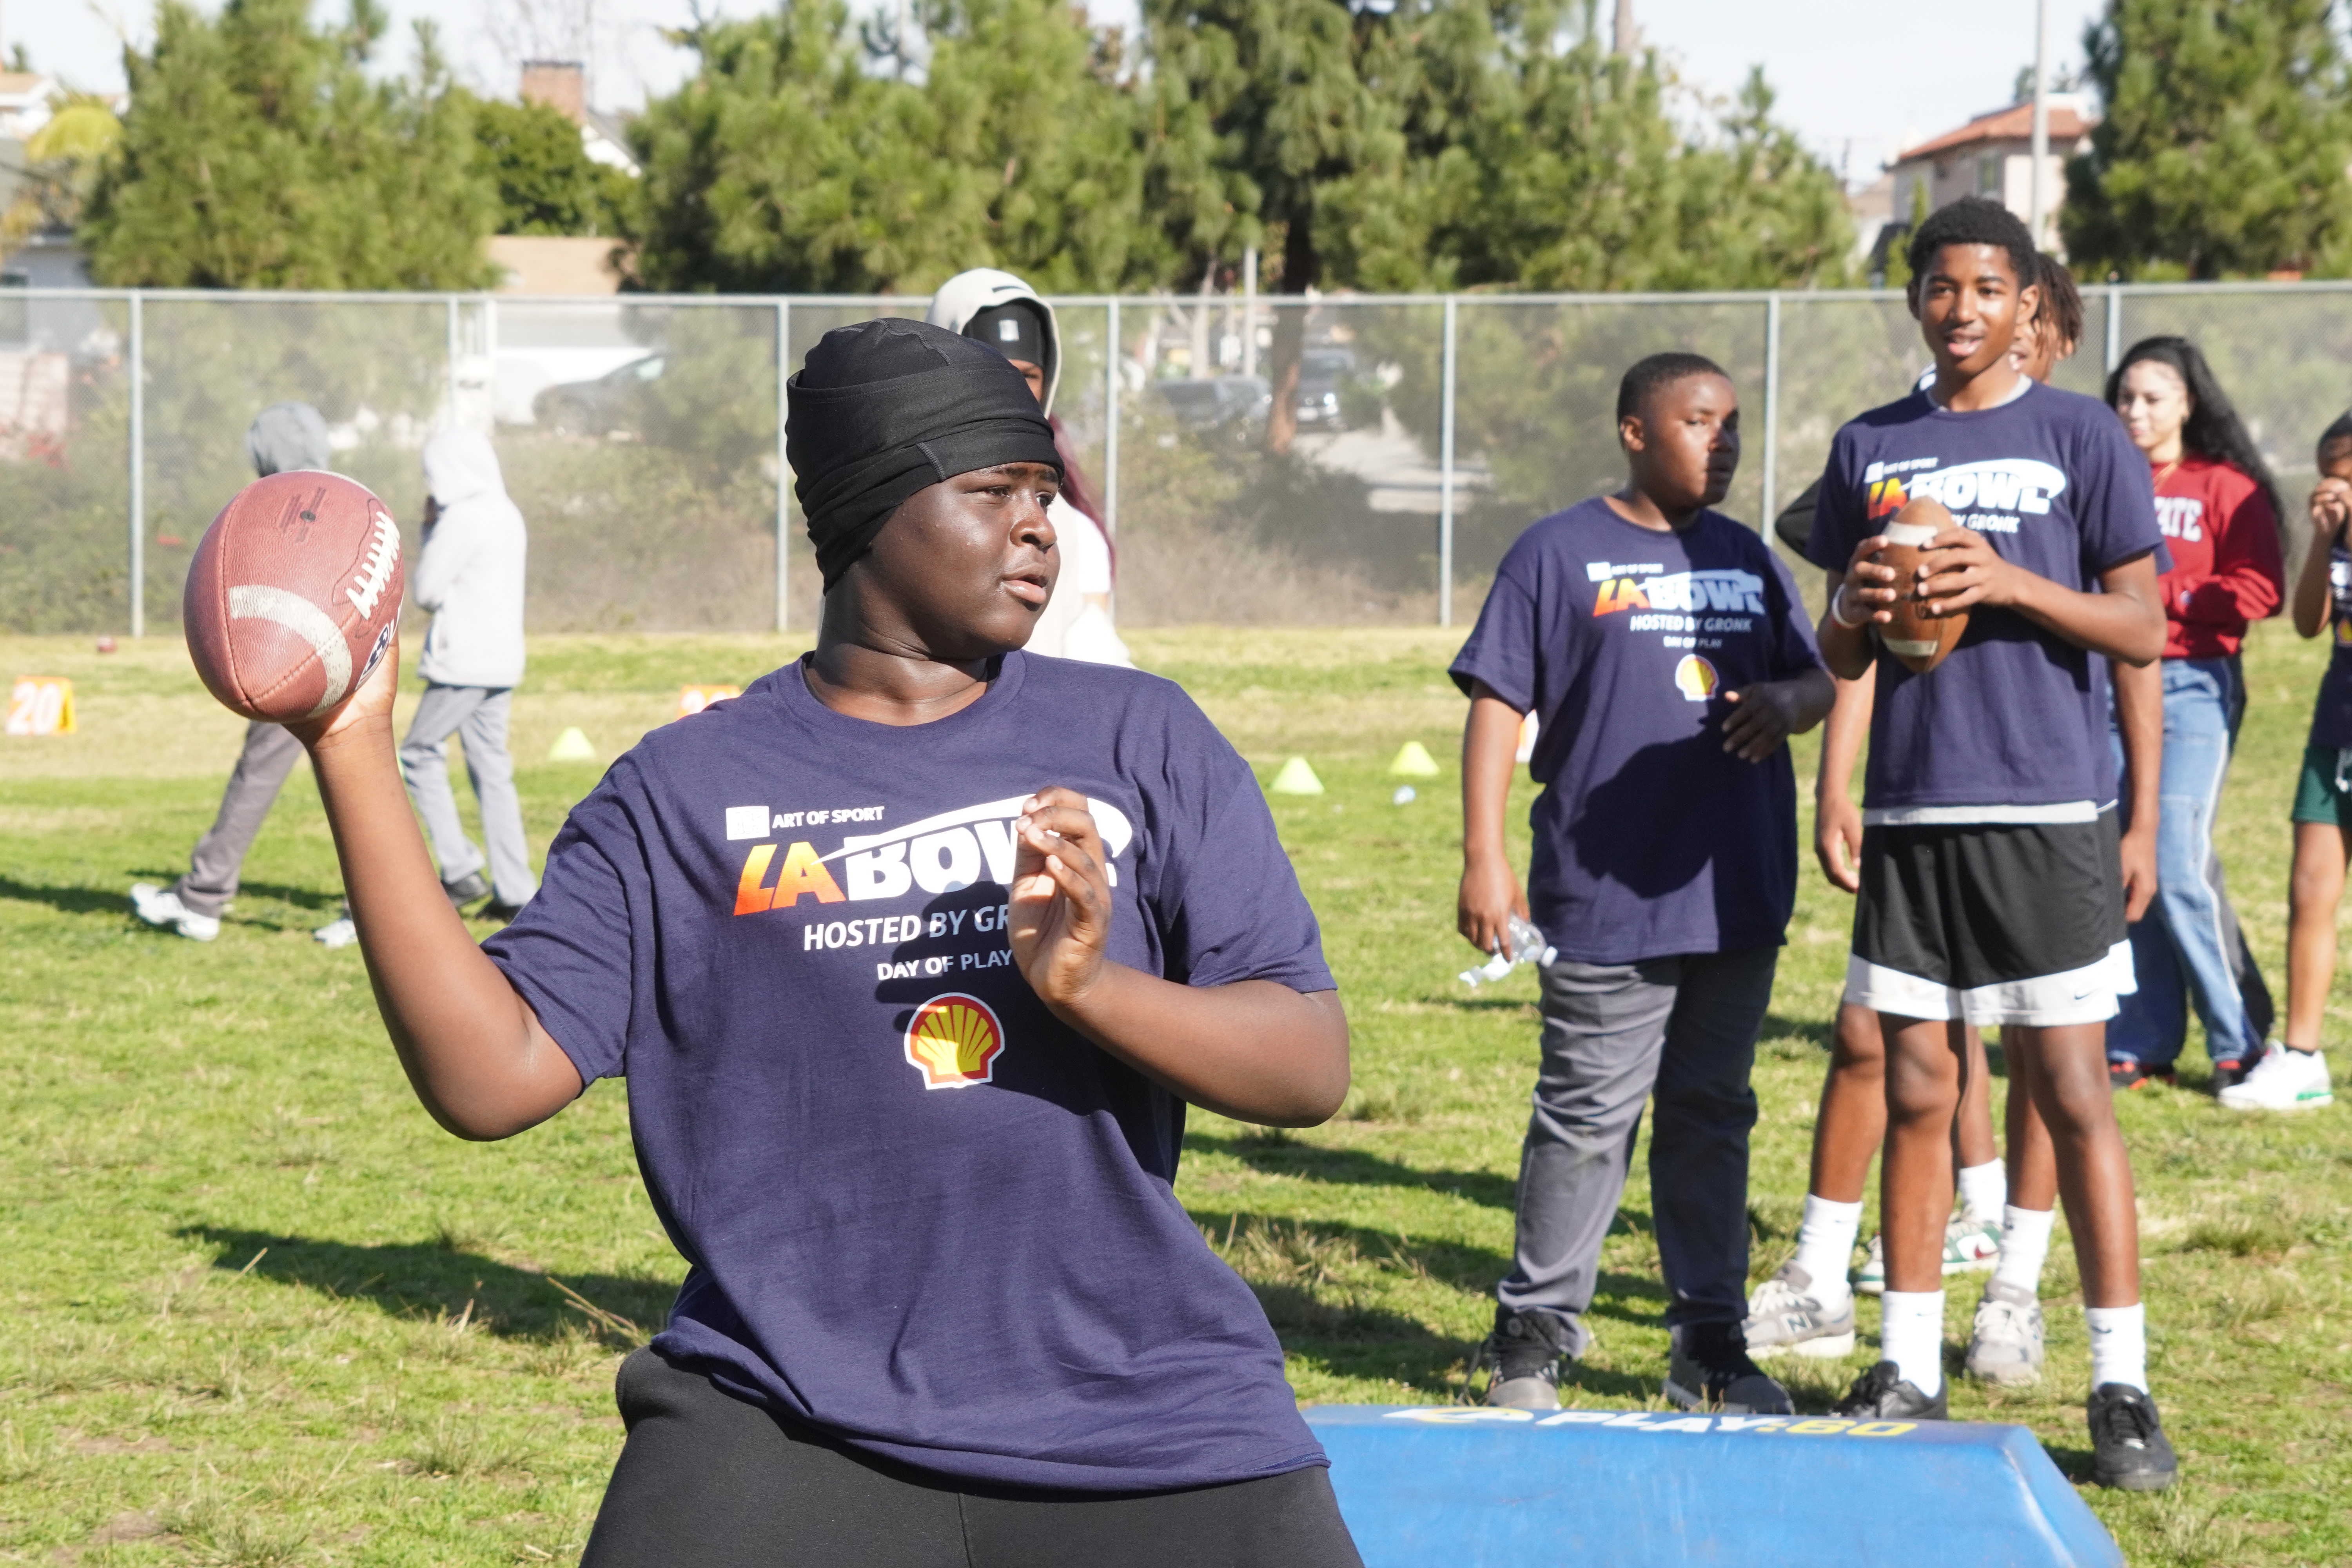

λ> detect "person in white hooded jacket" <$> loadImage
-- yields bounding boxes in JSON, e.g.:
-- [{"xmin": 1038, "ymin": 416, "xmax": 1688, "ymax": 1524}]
[
  {"xmin": 926, "ymin": 268, "xmax": 1131, "ymax": 666},
  {"xmin": 402, "ymin": 427, "xmax": 536, "ymax": 917}
]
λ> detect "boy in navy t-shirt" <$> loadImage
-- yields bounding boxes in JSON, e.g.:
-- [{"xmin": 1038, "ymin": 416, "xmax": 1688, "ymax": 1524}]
[
  {"xmin": 1804, "ymin": 198, "xmax": 2177, "ymax": 1490},
  {"xmin": 261, "ymin": 319, "xmax": 1365, "ymax": 1565},
  {"xmin": 1452, "ymin": 353, "xmax": 1833, "ymax": 1414}
]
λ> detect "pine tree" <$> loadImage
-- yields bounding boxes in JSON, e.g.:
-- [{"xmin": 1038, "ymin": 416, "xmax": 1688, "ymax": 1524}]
[
  {"xmin": 472, "ymin": 95, "xmax": 633, "ymax": 237},
  {"xmin": 627, "ymin": 0, "xmax": 1158, "ymax": 294},
  {"xmin": 2064, "ymin": 0, "xmax": 2352, "ymax": 279},
  {"xmin": 82, "ymin": 0, "xmax": 497, "ymax": 289},
  {"xmin": 1142, "ymin": 0, "xmax": 1396, "ymax": 449}
]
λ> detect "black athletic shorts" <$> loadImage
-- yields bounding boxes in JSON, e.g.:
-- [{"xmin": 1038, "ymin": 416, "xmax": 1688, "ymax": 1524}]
[
  {"xmin": 1845, "ymin": 814, "xmax": 2128, "ymax": 1027},
  {"xmin": 579, "ymin": 1348, "xmax": 1366, "ymax": 1568}
]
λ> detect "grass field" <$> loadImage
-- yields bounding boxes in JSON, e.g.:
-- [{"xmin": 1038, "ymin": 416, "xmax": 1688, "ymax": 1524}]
[{"xmin": 3, "ymin": 622, "xmax": 2348, "ymax": 1566}]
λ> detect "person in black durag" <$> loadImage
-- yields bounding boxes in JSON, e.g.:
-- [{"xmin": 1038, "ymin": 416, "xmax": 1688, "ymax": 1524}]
[{"xmin": 260, "ymin": 316, "xmax": 1365, "ymax": 1567}]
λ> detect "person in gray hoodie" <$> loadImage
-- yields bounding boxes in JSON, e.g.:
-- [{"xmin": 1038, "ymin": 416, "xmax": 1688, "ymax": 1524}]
[
  {"xmin": 402, "ymin": 427, "xmax": 536, "ymax": 918},
  {"xmin": 133, "ymin": 403, "xmax": 351, "ymax": 944}
]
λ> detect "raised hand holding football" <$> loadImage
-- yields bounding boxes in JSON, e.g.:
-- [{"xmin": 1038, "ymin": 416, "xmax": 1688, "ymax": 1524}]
[
  {"xmin": 183, "ymin": 471, "xmax": 403, "ymax": 724},
  {"xmin": 1871, "ymin": 496, "xmax": 1968, "ymax": 674}
]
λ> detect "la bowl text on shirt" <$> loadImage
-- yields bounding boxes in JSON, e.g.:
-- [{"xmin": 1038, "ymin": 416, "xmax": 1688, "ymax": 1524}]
[
  {"xmin": 726, "ymin": 793, "xmax": 1137, "ymax": 975},
  {"xmin": 1861, "ymin": 456, "xmax": 2067, "ymax": 535}
]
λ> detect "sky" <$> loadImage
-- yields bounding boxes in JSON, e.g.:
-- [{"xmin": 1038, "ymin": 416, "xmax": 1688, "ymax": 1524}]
[{"xmin": 12, "ymin": 0, "xmax": 2106, "ymax": 187}]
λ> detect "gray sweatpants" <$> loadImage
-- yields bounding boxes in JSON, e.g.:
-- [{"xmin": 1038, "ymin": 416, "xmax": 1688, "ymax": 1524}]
[
  {"xmin": 399, "ymin": 684, "xmax": 537, "ymax": 907},
  {"xmin": 172, "ymin": 720, "xmax": 305, "ymax": 918},
  {"xmin": 1498, "ymin": 946, "xmax": 1777, "ymax": 1353}
]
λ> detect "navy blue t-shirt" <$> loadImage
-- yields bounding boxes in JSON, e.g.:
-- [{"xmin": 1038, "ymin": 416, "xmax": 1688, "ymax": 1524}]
[
  {"xmin": 1806, "ymin": 383, "xmax": 2161, "ymax": 813},
  {"xmin": 1449, "ymin": 499, "xmax": 1822, "ymax": 964},
  {"xmin": 483, "ymin": 653, "xmax": 1333, "ymax": 1492},
  {"xmin": 2311, "ymin": 543, "xmax": 2352, "ymax": 748}
]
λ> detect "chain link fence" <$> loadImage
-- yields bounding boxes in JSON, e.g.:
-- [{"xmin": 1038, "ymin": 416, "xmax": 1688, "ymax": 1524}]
[{"xmin": 5, "ymin": 282, "xmax": 2350, "ymax": 637}]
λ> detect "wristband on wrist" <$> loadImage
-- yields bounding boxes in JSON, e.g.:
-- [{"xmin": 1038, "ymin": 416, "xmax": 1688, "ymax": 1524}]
[{"xmin": 1828, "ymin": 583, "xmax": 1867, "ymax": 629}]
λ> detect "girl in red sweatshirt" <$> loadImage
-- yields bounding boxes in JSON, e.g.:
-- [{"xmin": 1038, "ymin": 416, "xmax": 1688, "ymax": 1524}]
[{"xmin": 2106, "ymin": 336, "xmax": 2286, "ymax": 1089}]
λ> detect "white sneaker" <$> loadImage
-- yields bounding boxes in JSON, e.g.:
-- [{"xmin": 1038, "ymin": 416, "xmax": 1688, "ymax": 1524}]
[
  {"xmin": 312, "ymin": 917, "xmax": 359, "ymax": 949},
  {"xmin": 130, "ymin": 882, "xmax": 220, "ymax": 942},
  {"xmin": 1742, "ymin": 1263, "xmax": 1857, "ymax": 1359},
  {"xmin": 2217, "ymin": 1044, "xmax": 2334, "ymax": 1112},
  {"xmin": 1964, "ymin": 1281, "xmax": 2045, "ymax": 1386}
]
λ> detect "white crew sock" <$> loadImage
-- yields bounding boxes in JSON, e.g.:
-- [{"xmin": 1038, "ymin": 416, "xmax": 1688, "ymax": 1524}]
[
  {"xmin": 1990, "ymin": 1205, "xmax": 2055, "ymax": 1295},
  {"xmin": 1879, "ymin": 1289, "xmax": 1945, "ymax": 1396},
  {"xmin": 2085, "ymin": 1303, "xmax": 2149, "ymax": 1393},
  {"xmin": 1791, "ymin": 1194, "xmax": 1864, "ymax": 1300},
  {"xmin": 1956, "ymin": 1160, "xmax": 2007, "ymax": 1227}
]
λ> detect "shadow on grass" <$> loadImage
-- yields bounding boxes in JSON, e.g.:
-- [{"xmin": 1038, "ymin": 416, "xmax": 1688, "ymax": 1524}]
[
  {"xmin": 1184, "ymin": 1133, "xmax": 1667, "ymax": 1256},
  {"xmin": 2042, "ymin": 1444, "xmax": 2096, "ymax": 1485},
  {"xmin": 1417, "ymin": 995, "xmax": 1542, "ymax": 1014},
  {"xmin": 1759, "ymin": 1012, "xmax": 1833, "ymax": 1051},
  {"xmin": 1179, "ymin": 1207, "xmax": 1673, "ymax": 1398},
  {"xmin": 179, "ymin": 1225, "xmax": 678, "ymax": 1345},
  {"xmin": 0, "ymin": 875, "xmax": 140, "ymax": 919},
  {"xmin": 1188, "ymin": 1130, "xmax": 1519, "ymax": 1210},
  {"xmin": 213, "ymin": 879, "xmax": 347, "ymax": 918}
]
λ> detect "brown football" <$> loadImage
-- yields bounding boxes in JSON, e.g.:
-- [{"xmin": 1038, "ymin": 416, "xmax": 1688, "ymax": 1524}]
[
  {"xmin": 183, "ymin": 471, "xmax": 403, "ymax": 723},
  {"xmin": 1871, "ymin": 496, "xmax": 1968, "ymax": 675}
]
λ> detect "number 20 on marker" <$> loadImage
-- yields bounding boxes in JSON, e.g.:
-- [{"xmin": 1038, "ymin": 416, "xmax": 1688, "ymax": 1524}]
[{"xmin": 5, "ymin": 677, "xmax": 74, "ymax": 737}]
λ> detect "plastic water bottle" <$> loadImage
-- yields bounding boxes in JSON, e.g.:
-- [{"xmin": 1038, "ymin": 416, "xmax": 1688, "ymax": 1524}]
[{"xmin": 1459, "ymin": 915, "xmax": 1555, "ymax": 988}]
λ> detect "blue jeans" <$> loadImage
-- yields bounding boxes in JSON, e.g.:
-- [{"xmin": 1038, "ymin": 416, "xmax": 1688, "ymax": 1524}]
[{"xmin": 2107, "ymin": 658, "xmax": 2267, "ymax": 1067}]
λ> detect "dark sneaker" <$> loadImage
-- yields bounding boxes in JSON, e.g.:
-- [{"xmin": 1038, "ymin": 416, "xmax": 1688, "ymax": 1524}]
[
  {"xmin": 1666, "ymin": 1320, "xmax": 1792, "ymax": 1414},
  {"xmin": 2088, "ymin": 1383, "xmax": 2178, "ymax": 1491},
  {"xmin": 1831, "ymin": 1360, "xmax": 1948, "ymax": 1420},
  {"xmin": 1475, "ymin": 1307, "xmax": 1572, "ymax": 1411},
  {"xmin": 443, "ymin": 870, "xmax": 492, "ymax": 909},
  {"xmin": 2209, "ymin": 1056, "xmax": 2254, "ymax": 1093},
  {"xmin": 2108, "ymin": 1060, "xmax": 2176, "ymax": 1090},
  {"xmin": 478, "ymin": 898, "xmax": 529, "ymax": 922}
]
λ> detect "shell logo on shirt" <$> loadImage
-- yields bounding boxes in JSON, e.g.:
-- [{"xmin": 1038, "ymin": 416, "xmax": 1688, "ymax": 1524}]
[
  {"xmin": 1673, "ymin": 654, "xmax": 1719, "ymax": 702},
  {"xmin": 904, "ymin": 993, "xmax": 1004, "ymax": 1088}
]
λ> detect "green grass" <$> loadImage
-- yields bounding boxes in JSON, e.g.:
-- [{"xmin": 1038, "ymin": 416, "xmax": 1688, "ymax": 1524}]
[{"xmin": 3, "ymin": 623, "xmax": 2349, "ymax": 1565}]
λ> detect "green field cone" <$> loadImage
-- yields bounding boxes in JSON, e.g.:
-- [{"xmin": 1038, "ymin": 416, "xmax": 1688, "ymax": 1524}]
[
  {"xmin": 546, "ymin": 726, "xmax": 597, "ymax": 762},
  {"xmin": 1388, "ymin": 740, "xmax": 1442, "ymax": 778},
  {"xmin": 1267, "ymin": 756, "xmax": 1325, "ymax": 795}
]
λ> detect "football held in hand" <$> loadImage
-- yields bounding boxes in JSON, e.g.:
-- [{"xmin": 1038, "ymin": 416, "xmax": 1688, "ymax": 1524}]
[
  {"xmin": 183, "ymin": 471, "xmax": 404, "ymax": 723},
  {"xmin": 1873, "ymin": 496, "xmax": 1969, "ymax": 673}
]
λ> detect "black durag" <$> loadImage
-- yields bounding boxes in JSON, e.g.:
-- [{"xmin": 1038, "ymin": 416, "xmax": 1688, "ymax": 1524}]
[{"xmin": 788, "ymin": 318, "xmax": 1062, "ymax": 592}]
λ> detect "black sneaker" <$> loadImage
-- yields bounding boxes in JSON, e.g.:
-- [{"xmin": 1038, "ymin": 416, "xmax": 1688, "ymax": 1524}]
[
  {"xmin": 2088, "ymin": 1383, "xmax": 2178, "ymax": 1490},
  {"xmin": 1666, "ymin": 1320, "xmax": 1793, "ymax": 1414},
  {"xmin": 443, "ymin": 870, "xmax": 492, "ymax": 909},
  {"xmin": 1475, "ymin": 1307, "xmax": 1572, "ymax": 1411},
  {"xmin": 2108, "ymin": 1060, "xmax": 2176, "ymax": 1091},
  {"xmin": 478, "ymin": 898, "xmax": 529, "ymax": 923},
  {"xmin": 1832, "ymin": 1360, "xmax": 1948, "ymax": 1420}
]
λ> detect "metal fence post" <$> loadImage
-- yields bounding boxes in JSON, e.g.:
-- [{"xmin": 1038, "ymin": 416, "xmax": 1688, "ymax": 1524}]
[
  {"xmin": 1438, "ymin": 295, "xmax": 1458, "ymax": 628},
  {"xmin": 1104, "ymin": 298, "xmax": 1122, "ymax": 620},
  {"xmin": 1761, "ymin": 292, "xmax": 1782, "ymax": 532},
  {"xmin": 2105, "ymin": 285, "xmax": 2124, "ymax": 374},
  {"xmin": 128, "ymin": 292, "xmax": 144, "ymax": 639},
  {"xmin": 777, "ymin": 301, "xmax": 792, "ymax": 637},
  {"xmin": 445, "ymin": 296, "xmax": 460, "ymax": 428}
]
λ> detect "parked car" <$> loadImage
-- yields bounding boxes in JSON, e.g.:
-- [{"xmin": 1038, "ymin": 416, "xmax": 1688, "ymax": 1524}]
[
  {"xmin": 533, "ymin": 353, "xmax": 664, "ymax": 435},
  {"xmin": 1152, "ymin": 376, "xmax": 1270, "ymax": 445},
  {"xmin": 1295, "ymin": 348, "xmax": 1357, "ymax": 431}
]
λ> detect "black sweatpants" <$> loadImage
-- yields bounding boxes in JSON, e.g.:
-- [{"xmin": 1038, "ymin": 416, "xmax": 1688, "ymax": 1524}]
[{"xmin": 580, "ymin": 1349, "xmax": 1365, "ymax": 1568}]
